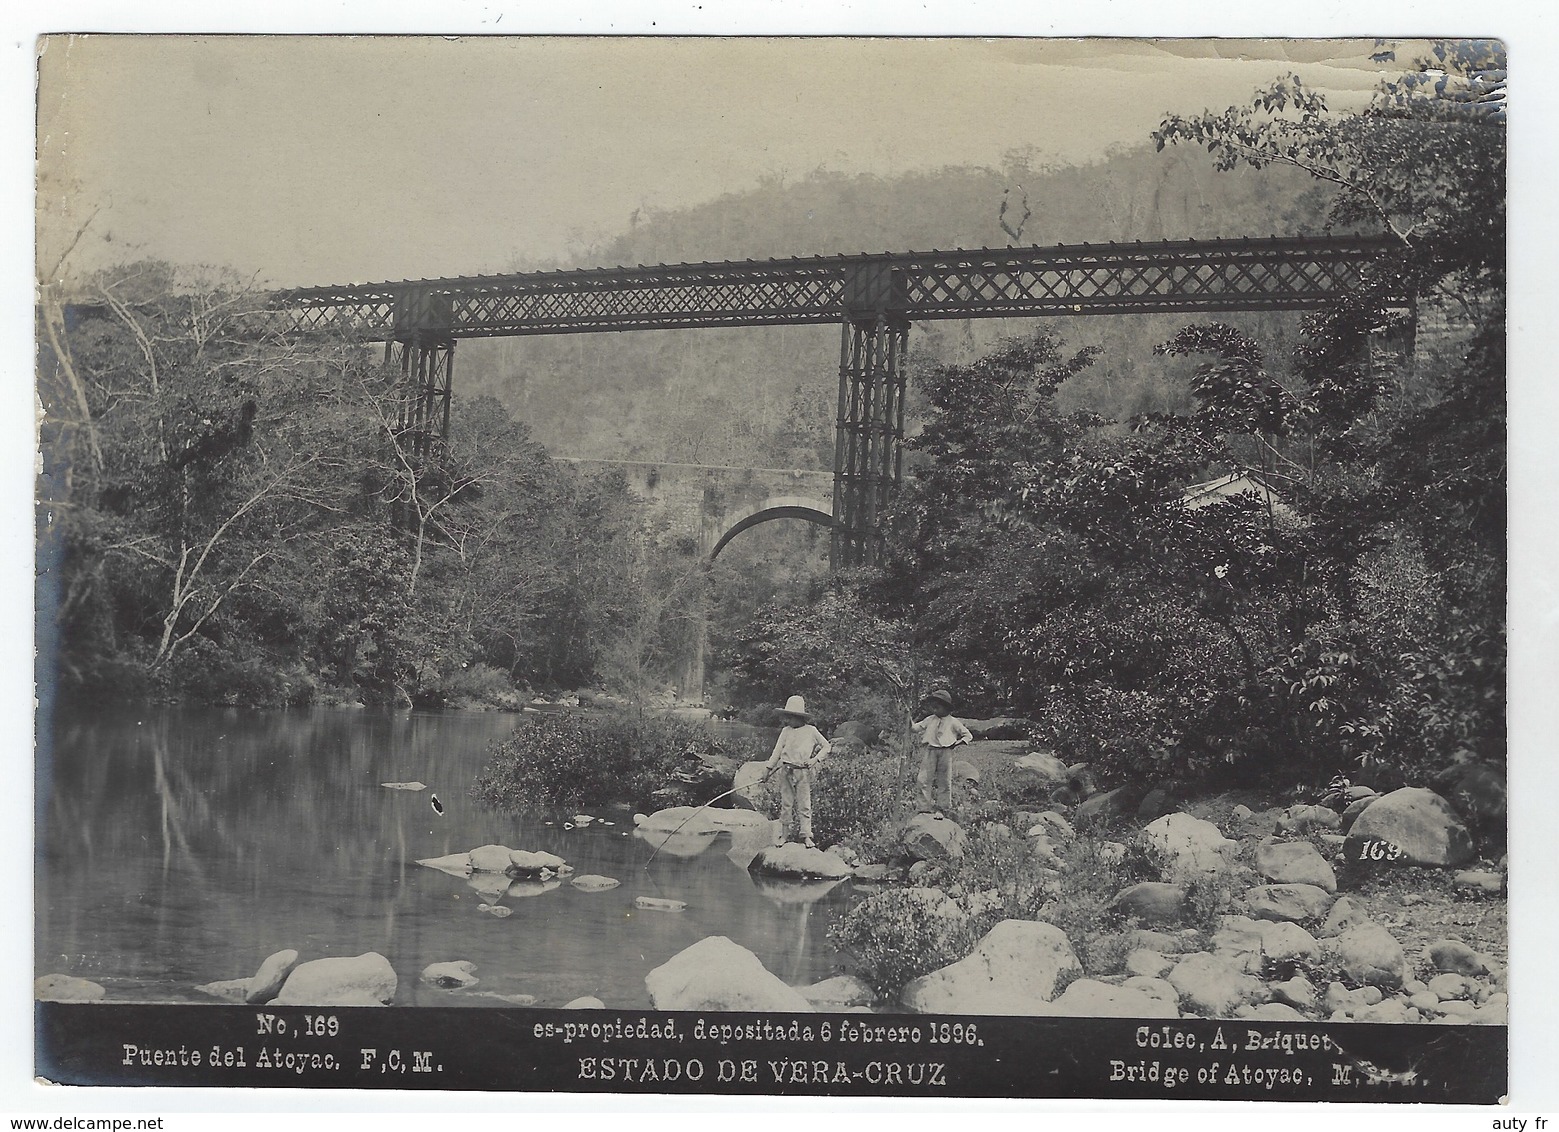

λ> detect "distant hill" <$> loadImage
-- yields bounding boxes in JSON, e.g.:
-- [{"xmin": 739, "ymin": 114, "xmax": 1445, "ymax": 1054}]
[{"xmin": 454, "ymin": 144, "xmax": 1334, "ymax": 466}]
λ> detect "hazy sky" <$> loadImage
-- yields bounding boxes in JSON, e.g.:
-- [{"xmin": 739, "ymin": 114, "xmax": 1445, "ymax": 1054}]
[{"xmin": 38, "ymin": 36, "xmax": 1421, "ymax": 288}]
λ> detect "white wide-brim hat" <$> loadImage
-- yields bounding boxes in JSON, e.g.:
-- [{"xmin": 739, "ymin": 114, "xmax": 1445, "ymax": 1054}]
[{"xmin": 776, "ymin": 694, "xmax": 811, "ymax": 721}]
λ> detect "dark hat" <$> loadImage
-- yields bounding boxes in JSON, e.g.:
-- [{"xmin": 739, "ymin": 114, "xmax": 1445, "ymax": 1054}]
[{"xmin": 925, "ymin": 689, "xmax": 954, "ymax": 708}]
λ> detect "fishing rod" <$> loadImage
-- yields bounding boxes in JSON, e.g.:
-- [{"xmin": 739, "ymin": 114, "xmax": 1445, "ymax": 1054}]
[{"xmin": 641, "ymin": 773, "xmax": 775, "ymax": 869}]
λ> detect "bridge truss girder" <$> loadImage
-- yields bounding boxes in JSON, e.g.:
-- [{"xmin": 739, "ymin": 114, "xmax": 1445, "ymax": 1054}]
[
  {"xmin": 275, "ymin": 236, "xmax": 1394, "ymax": 339},
  {"xmin": 272, "ymin": 235, "xmax": 1400, "ymax": 568}
]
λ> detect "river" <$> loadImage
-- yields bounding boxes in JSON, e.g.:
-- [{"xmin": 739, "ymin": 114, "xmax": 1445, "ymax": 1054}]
[{"xmin": 36, "ymin": 704, "xmax": 852, "ymax": 1007}]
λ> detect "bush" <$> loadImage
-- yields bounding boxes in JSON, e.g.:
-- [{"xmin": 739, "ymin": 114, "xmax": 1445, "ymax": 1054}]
[
  {"xmin": 808, "ymin": 751, "xmax": 908, "ymax": 850},
  {"xmin": 439, "ymin": 662, "xmax": 521, "ymax": 710},
  {"xmin": 828, "ymin": 887, "xmax": 976, "ymax": 1000},
  {"xmin": 473, "ymin": 710, "xmax": 762, "ymax": 811}
]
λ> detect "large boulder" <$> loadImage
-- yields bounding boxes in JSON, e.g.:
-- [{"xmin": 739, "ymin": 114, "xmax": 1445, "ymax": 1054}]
[
  {"xmin": 1340, "ymin": 796, "xmax": 1376, "ymax": 833},
  {"xmin": 1125, "ymin": 949, "xmax": 1175, "ymax": 979},
  {"xmin": 194, "ymin": 978, "xmax": 252, "ymax": 1003},
  {"xmin": 1276, "ymin": 805, "xmax": 1341, "ymax": 835},
  {"xmin": 417, "ymin": 852, "xmax": 473, "ymax": 877},
  {"xmin": 1167, "ymin": 953, "xmax": 1264, "ymax": 1017},
  {"xmin": 1136, "ymin": 784, "xmax": 1186, "ymax": 822},
  {"xmin": 1026, "ymin": 811, "xmax": 1076, "ymax": 844},
  {"xmin": 730, "ymin": 761, "xmax": 777, "ymax": 810},
  {"xmin": 1318, "ymin": 895, "xmax": 1373, "ymax": 938},
  {"xmin": 1344, "ymin": 787, "xmax": 1476, "ymax": 868},
  {"xmin": 1331, "ymin": 924, "xmax": 1406, "ymax": 988},
  {"xmin": 747, "ymin": 843, "xmax": 853, "ymax": 880},
  {"xmin": 1012, "ymin": 750, "xmax": 1071, "ymax": 788},
  {"xmin": 420, "ymin": 961, "xmax": 479, "ymax": 989},
  {"xmin": 797, "ymin": 975, "xmax": 875, "ymax": 1009},
  {"xmin": 1043, "ymin": 978, "xmax": 1179, "ymax": 1018},
  {"xmin": 901, "ymin": 920, "xmax": 1081, "ymax": 1015},
  {"xmin": 273, "ymin": 952, "xmax": 397, "ymax": 1006},
  {"xmin": 1076, "ymin": 787, "xmax": 1139, "ymax": 825},
  {"xmin": 245, "ymin": 949, "xmax": 301, "ymax": 1005},
  {"xmin": 1269, "ymin": 975, "xmax": 1318, "ymax": 1012},
  {"xmin": 1423, "ymin": 939, "xmax": 1493, "ymax": 976},
  {"xmin": 833, "ymin": 720, "xmax": 880, "ymax": 746},
  {"xmin": 1209, "ymin": 925, "xmax": 1265, "ymax": 975},
  {"xmin": 1255, "ymin": 838, "xmax": 1337, "ymax": 892},
  {"xmin": 1253, "ymin": 920, "xmax": 1323, "ymax": 964},
  {"xmin": 35, "ymin": 974, "xmax": 106, "ymax": 1002},
  {"xmin": 900, "ymin": 814, "xmax": 968, "ymax": 861},
  {"xmin": 1122, "ymin": 976, "xmax": 1181, "ymax": 1009},
  {"xmin": 468, "ymin": 844, "xmax": 517, "ymax": 872},
  {"xmin": 1113, "ymin": 882, "xmax": 1188, "ymax": 925},
  {"xmin": 1142, "ymin": 813, "xmax": 1236, "ymax": 876},
  {"xmin": 1433, "ymin": 760, "xmax": 1506, "ymax": 849},
  {"xmin": 645, "ymin": 937, "xmax": 813, "ymax": 1012},
  {"xmin": 1244, "ymin": 884, "xmax": 1334, "ymax": 923},
  {"xmin": 508, "ymin": 849, "xmax": 569, "ymax": 876}
]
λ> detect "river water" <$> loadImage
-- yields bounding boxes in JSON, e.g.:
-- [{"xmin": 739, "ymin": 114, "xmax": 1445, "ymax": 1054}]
[{"xmin": 36, "ymin": 704, "xmax": 851, "ymax": 1007}]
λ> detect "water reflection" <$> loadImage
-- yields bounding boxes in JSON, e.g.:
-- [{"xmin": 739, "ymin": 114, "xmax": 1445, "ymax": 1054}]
[{"xmin": 37, "ymin": 704, "xmax": 850, "ymax": 1005}]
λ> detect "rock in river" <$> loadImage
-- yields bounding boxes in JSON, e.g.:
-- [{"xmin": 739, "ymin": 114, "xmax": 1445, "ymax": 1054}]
[
  {"xmin": 469, "ymin": 844, "xmax": 518, "ymax": 873},
  {"xmin": 901, "ymin": 920, "xmax": 1081, "ymax": 1015},
  {"xmin": 246, "ymin": 949, "xmax": 301, "ymax": 1005},
  {"xmin": 417, "ymin": 852, "xmax": 473, "ymax": 877},
  {"xmin": 36, "ymin": 974, "xmax": 105, "ymax": 1002},
  {"xmin": 273, "ymin": 952, "xmax": 397, "ymax": 1007},
  {"xmin": 571, "ymin": 874, "xmax": 622, "ymax": 892},
  {"xmin": 634, "ymin": 896, "xmax": 687, "ymax": 912},
  {"xmin": 509, "ymin": 849, "xmax": 569, "ymax": 876},
  {"xmin": 747, "ymin": 843, "xmax": 853, "ymax": 881},
  {"xmin": 380, "ymin": 781, "xmax": 426, "ymax": 791},
  {"xmin": 421, "ymin": 961, "xmax": 479, "ymax": 989},
  {"xmin": 645, "ymin": 936, "xmax": 813, "ymax": 1012}
]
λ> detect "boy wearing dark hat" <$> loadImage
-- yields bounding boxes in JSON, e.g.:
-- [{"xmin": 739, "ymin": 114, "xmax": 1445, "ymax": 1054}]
[
  {"xmin": 762, "ymin": 695, "xmax": 831, "ymax": 848},
  {"xmin": 912, "ymin": 688, "xmax": 973, "ymax": 814}
]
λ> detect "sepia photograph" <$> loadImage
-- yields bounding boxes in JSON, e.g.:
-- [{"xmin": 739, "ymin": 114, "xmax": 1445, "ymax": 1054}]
[{"xmin": 23, "ymin": 21, "xmax": 1536, "ymax": 1109}]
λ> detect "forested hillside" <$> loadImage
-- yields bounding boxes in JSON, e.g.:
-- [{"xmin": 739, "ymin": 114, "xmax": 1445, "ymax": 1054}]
[{"xmin": 457, "ymin": 144, "xmax": 1335, "ymax": 466}]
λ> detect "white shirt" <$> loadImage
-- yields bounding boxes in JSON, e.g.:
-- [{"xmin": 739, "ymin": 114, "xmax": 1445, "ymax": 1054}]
[
  {"xmin": 766, "ymin": 724, "xmax": 830, "ymax": 769},
  {"xmin": 914, "ymin": 714, "xmax": 973, "ymax": 749}
]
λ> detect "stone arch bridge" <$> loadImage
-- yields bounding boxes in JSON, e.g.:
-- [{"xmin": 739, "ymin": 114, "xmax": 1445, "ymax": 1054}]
[{"xmin": 553, "ymin": 458, "xmax": 835, "ymax": 559}]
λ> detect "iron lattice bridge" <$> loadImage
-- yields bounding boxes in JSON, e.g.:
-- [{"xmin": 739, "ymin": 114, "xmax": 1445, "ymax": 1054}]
[{"xmin": 271, "ymin": 235, "xmax": 1398, "ymax": 565}]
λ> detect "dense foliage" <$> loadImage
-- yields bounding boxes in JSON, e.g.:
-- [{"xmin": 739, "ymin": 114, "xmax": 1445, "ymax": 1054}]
[
  {"xmin": 472, "ymin": 710, "xmax": 766, "ymax": 810},
  {"xmin": 726, "ymin": 42, "xmax": 1505, "ymax": 791},
  {"xmin": 36, "ymin": 265, "xmax": 704, "ymax": 706}
]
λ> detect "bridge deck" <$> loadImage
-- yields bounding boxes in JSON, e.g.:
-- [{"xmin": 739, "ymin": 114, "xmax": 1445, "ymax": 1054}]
[{"xmin": 271, "ymin": 235, "xmax": 1397, "ymax": 340}]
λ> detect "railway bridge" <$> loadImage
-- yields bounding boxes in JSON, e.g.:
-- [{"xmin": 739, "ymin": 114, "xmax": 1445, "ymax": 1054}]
[{"xmin": 271, "ymin": 234, "xmax": 1401, "ymax": 566}]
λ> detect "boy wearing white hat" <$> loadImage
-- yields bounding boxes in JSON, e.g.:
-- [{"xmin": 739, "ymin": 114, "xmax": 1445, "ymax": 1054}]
[
  {"xmin": 913, "ymin": 688, "xmax": 973, "ymax": 814},
  {"xmin": 763, "ymin": 695, "xmax": 831, "ymax": 848}
]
